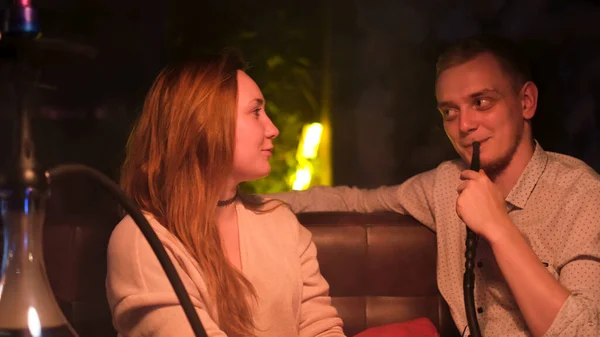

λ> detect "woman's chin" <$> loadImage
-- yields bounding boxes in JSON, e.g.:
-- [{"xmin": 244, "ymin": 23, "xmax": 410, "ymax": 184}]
[{"xmin": 245, "ymin": 167, "xmax": 272, "ymax": 182}]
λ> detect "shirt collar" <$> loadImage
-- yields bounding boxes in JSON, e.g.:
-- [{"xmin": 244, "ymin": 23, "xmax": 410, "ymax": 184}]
[{"xmin": 505, "ymin": 140, "xmax": 548, "ymax": 210}]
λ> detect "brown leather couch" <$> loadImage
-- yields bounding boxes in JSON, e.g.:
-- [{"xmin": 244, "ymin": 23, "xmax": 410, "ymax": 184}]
[
  {"xmin": 296, "ymin": 212, "xmax": 460, "ymax": 337},
  {"xmin": 1, "ymin": 178, "xmax": 460, "ymax": 337}
]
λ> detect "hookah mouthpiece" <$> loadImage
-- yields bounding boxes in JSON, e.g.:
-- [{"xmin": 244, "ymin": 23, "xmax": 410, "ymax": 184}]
[{"xmin": 471, "ymin": 142, "xmax": 480, "ymax": 171}]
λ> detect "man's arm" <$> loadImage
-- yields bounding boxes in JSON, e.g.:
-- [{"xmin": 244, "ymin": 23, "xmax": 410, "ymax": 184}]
[
  {"xmin": 488, "ymin": 220, "xmax": 571, "ymax": 337},
  {"xmin": 269, "ymin": 185, "xmax": 403, "ymax": 213},
  {"xmin": 489, "ymin": 221, "xmax": 599, "ymax": 337},
  {"xmin": 457, "ymin": 170, "xmax": 600, "ymax": 337},
  {"xmin": 268, "ymin": 168, "xmax": 438, "ymax": 227}
]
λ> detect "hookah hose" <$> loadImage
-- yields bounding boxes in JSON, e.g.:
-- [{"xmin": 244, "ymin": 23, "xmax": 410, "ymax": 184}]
[
  {"xmin": 463, "ymin": 141, "xmax": 482, "ymax": 337},
  {"xmin": 49, "ymin": 165, "xmax": 208, "ymax": 337}
]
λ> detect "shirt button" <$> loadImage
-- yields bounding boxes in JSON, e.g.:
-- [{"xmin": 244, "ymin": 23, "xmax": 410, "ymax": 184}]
[
  {"xmin": 477, "ymin": 261, "xmax": 483, "ymax": 268},
  {"xmin": 477, "ymin": 307, "xmax": 484, "ymax": 314}
]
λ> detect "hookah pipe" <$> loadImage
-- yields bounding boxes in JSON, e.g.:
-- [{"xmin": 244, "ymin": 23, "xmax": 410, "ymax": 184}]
[
  {"xmin": 463, "ymin": 141, "xmax": 482, "ymax": 337},
  {"xmin": 0, "ymin": 1, "xmax": 208, "ymax": 336}
]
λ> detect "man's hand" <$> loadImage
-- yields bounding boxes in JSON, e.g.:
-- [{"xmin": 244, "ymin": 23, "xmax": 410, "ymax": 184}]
[
  {"xmin": 456, "ymin": 169, "xmax": 511, "ymax": 242},
  {"xmin": 456, "ymin": 168, "xmax": 574, "ymax": 337}
]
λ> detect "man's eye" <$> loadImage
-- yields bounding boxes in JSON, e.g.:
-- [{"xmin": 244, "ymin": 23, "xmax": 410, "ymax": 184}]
[
  {"xmin": 442, "ymin": 109, "xmax": 458, "ymax": 120},
  {"xmin": 475, "ymin": 98, "xmax": 492, "ymax": 109}
]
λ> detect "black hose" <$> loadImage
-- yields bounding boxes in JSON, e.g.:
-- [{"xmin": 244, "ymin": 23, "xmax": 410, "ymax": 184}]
[
  {"xmin": 463, "ymin": 142, "xmax": 482, "ymax": 337},
  {"xmin": 48, "ymin": 164, "xmax": 208, "ymax": 337}
]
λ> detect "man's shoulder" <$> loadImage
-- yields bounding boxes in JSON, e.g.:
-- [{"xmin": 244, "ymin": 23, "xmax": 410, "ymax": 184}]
[
  {"xmin": 544, "ymin": 151, "xmax": 600, "ymax": 191},
  {"xmin": 393, "ymin": 159, "xmax": 463, "ymax": 194},
  {"xmin": 437, "ymin": 158, "xmax": 465, "ymax": 171},
  {"xmin": 416, "ymin": 158, "xmax": 464, "ymax": 179}
]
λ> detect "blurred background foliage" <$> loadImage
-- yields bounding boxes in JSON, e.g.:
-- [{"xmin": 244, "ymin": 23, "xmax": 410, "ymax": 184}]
[{"xmin": 166, "ymin": 0, "xmax": 326, "ymax": 193}]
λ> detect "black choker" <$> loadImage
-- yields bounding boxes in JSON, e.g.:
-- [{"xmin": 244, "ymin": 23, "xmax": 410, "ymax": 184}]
[{"xmin": 217, "ymin": 193, "xmax": 237, "ymax": 207}]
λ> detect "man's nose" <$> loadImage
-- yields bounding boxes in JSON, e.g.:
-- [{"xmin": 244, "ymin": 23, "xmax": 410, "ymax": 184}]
[{"xmin": 458, "ymin": 109, "xmax": 478, "ymax": 134}]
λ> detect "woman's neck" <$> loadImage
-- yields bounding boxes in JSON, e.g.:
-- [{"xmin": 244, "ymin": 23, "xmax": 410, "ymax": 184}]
[
  {"xmin": 215, "ymin": 201, "xmax": 238, "ymax": 223},
  {"xmin": 215, "ymin": 183, "xmax": 239, "ymax": 223},
  {"xmin": 214, "ymin": 196, "xmax": 241, "ymax": 271}
]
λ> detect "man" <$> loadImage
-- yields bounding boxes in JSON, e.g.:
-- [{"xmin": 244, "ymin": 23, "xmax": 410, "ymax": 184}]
[{"xmin": 271, "ymin": 35, "xmax": 600, "ymax": 336}]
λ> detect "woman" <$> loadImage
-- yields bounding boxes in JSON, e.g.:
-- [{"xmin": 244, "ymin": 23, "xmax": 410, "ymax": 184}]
[{"xmin": 105, "ymin": 52, "xmax": 345, "ymax": 337}]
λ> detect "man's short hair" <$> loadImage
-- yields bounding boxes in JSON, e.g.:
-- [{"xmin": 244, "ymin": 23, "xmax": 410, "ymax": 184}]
[{"xmin": 436, "ymin": 35, "xmax": 532, "ymax": 92}]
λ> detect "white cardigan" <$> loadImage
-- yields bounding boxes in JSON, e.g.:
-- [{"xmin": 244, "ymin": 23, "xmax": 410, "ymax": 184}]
[{"xmin": 105, "ymin": 201, "xmax": 345, "ymax": 337}]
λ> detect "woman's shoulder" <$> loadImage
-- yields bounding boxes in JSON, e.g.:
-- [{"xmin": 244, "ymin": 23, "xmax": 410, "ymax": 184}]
[
  {"xmin": 111, "ymin": 213, "xmax": 165, "ymax": 244},
  {"xmin": 109, "ymin": 215, "xmax": 141, "ymax": 250},
  {"xmin": 108, "ymin": 213, "xmax": 188, "ymax": 261},
  {"xmin": 240, "ymin": 193, "xmax": 295, "ymax": 217},
  {"xmin": 239, "ymin": 193, "xmax": 301, "ymax": 236}
]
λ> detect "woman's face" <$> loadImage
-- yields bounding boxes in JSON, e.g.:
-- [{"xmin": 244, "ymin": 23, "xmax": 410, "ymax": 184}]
[{"xmin": 231, "ymin": 70, "xmax": 279, "ymax": 183}]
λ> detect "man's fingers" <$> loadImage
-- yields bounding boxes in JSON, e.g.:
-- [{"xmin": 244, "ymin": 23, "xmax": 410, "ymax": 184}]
[
  {"xmin": 460, "ymin": 169, "xmax": 480, "ymax": 180},
  {"xmin": 457, "ymin": 181, "xmax": 468, "ymax": 193}
]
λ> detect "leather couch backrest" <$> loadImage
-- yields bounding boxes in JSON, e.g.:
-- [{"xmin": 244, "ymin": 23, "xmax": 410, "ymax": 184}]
[{"xmin": 297, "ymin": 212, "xmax": 459, "ymax": 337}]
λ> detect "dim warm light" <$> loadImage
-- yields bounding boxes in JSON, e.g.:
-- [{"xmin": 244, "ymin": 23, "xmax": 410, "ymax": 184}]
[
  {"xmin": 292, "ymin": 166, "xmax": 312, "ymax": 191},
  {"xmin": 291, "ymin": 122, "xmax": 324, "ymax": 191},
  {"xmin": 300, "ymin": 123, "xmax": 323, "ymax": 159}
]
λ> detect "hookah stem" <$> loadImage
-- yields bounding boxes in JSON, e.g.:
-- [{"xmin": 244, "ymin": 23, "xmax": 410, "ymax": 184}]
[{"xmin": 464, "ymin": 141, "xmax": 482, "ymax": 337}]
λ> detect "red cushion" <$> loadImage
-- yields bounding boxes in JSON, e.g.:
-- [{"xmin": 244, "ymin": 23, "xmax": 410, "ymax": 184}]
[{"xmin": 353, "ymin": 317, "xmax": 440, "ymax": 337}]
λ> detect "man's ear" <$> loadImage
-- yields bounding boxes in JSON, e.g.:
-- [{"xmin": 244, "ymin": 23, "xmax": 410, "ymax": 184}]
[{"xmin": 520, "ymin": 81, "xmax": 538, "ymax": 120}]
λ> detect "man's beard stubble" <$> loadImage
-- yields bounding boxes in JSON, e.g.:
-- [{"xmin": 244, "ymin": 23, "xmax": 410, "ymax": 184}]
[
  {"xmin": 481, "ymin": 127, "xmax": 524, "ymax": 181},
  {"xmin": 482, "ymin": 155, "xmax": 512, "ymax": 181}
]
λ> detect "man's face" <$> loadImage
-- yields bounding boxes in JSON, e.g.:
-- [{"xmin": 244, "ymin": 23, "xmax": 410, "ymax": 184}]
[{"xmin": 435, "ymin": 53, "xmax": 530, "ymax": 175}]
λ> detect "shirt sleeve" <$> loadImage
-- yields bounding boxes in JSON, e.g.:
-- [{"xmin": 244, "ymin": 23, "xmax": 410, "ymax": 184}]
[
  {"xmin": 268, "ymin": 168, "xmax": 438, "ymax": 230},
  {"xmin": 543, "ymin": 189, "xmax": 600, "ymax": 337},
  {"xmin": 106, "ymin": 218, "xmax": 228, "ymax": 337},
  {"xmin": 296, "ymin": 219, "xmax": 346, "ymax": 336}
]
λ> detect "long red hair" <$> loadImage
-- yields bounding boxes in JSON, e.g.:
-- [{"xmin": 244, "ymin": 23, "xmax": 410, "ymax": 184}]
[{"xmin": 120, "ymin": 53, "xmax": 258, "ymax": 336}]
